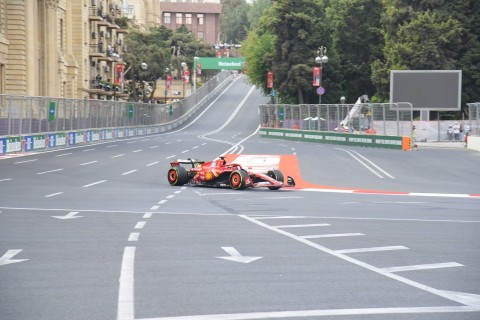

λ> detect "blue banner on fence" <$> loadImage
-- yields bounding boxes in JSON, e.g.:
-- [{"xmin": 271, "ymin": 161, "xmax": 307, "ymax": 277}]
[
  {"xmin": 0, "ymin": 137, "xmax": 6, "ymax": 154},
  {"xmin": 68, "ymin": 132, "xmax": 76, "ymax": 145},
  {"xmin": 48, "ymin": 134, "xmax": 56, "ymax": 148},
  {"xmin": 24, "ymin": 136, "xmax": 34, "ymax": 152},
  {"xmin": 85, "ymin": 130, "xmax": 92, "ymax": 143}
]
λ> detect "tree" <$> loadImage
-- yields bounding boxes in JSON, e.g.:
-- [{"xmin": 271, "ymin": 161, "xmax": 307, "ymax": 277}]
[
  {"xmin": 221, "ymin": 0, "xmax": 250, "ymax": 44},
  {"xmin": 326, "ymin": 0, "xmax": 384, "ymax": 103}
]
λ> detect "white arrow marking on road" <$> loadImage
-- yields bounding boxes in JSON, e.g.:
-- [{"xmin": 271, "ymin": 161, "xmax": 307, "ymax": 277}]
[
  {"xmin": 52, "ymin": 211, "xmax": 83, "ymax": 219},
  {"xmin": 217, "ymin": 247, "xmax": 262, "ymax": 264},
  {"xmin": 0, "ymin": 249, "xmax": 29, "ymax": 266}
]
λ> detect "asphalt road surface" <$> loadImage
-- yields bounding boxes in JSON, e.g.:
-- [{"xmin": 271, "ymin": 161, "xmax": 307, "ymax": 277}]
[{"xmin": 1, "ymin": 75, "xmax": 479, "ymax": 320}]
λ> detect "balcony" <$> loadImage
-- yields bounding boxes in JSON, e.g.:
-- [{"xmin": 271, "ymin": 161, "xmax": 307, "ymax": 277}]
[{"xmin": 89, "ymin": 6, "xmax": 103, "ymax": 21}]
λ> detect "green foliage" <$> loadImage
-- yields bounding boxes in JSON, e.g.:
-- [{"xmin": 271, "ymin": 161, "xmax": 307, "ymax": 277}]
[
  {"xmin": 221, "ymin": 0, "xmax": 250, "ymax": 43},
  {"xmin": 242, "ymin": 0, "xmax": 480, "ymax": 112}
]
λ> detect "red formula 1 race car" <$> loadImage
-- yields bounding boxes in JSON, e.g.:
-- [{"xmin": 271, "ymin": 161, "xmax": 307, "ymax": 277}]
[{"xmin": 167, "ymin": 156, "xmax": 295, "ymax": 190}]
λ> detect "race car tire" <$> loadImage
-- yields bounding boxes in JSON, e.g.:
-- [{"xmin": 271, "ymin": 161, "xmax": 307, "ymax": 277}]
[
  {"xmin": 267, "ymin": 169, "xmax": 284, "ymax": 190},
  {"xmin": 167, "ymin": 166, "xmax": 189, "ymax": 186},
  {"xmin": 229, "ymin": 170, "xmax": 248, "ymax": 190}
]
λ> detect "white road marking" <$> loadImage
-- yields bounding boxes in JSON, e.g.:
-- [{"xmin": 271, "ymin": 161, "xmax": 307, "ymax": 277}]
[
  {"xmin": 83, "ymin": 180, "xmax": 107, "ymax": 187},
  {"xmin": 335, "ymin": 246, "xmax": 409, "ymax": 254},
  {"xmin": 143, "ymin": 213, "xmax": 153, "ymax": 219},
  {"xmin": 193, "ymin": 146, "xmax": 199, "ymax": 149},
  {"xmin": 158, "ymin": 200, "xmax": 167, "ymax": 204},
  {"xmin": 165, "ymin": 142, "xmax": 172, "ymax": 145},
  {"xmin": 135, "ymin": 222, "xmax": 146, "ymax": 229},
  {"xmin": 45, "ymin": 192, "xmax": 63, "ymax": 198},
  {"xmin": 275, "ymin": 223, "xmax": 331, "ymax": 228},
  {"xmin": 107, "ymin": 144, "xmax": 118, "ymax": 148},
  {"xmin": 217, "ymin": 247, "xmax": 262, "ymax": 264},
  {"xmin": 201, "ymin": 142, "xmax": 207, "ymax": 145},
  {"xmin": 37, "ymin": 168, "xmax": 63, "ymax": 175},
  {"xmin": 142, "ymin": 139, "xmax": 150, "ymax": 141},
  {"xmin": 128, "ymin": 233, "xmax": 139, "ymax": 242},
  {"xmin": 241, "ymin": 215, "xmax": 475, "ymax": 309},
  {"xmin": 117, "ymin": 246, "xmax": 135, "ymax": 320},
  {"xmin": 80, "ymin": 161, "xmax": 98, "ymax": 166},
  {"xmin": 132, "ymin": 149, "xmax": 142, "ymax": 153},
  {"xmin": 0, "ymin": 178, "xmax": 12, "ymax": 182},
  {"xmin": 14, "ymin": 159, "xmax": 38, "ymax": 164},
  {"xmin": 112, "ymin": 154, "xmax": 125, "ymax": 158},
  {"xmin": 83, "ymin": 148, "xmax": 96, "ymax": 152},
  {"xmin": 55, "ymin": 153, "xmax": 72, "ymax": 157},
  {"xmin": 166, "ymin": 195, "xmax": 175, "ymax": 199},
  {"xmin": 174, "ymin": 191, "xmax": 181, "ymax": 194},
  {"xmin": 181, "ymin": 149, "xmax": 189, "ymax": 153},
  {"xmin": 127, "ymin": 141, "xmax": 136, "ymax": 144},
  {"xmin": 52, "ymin": 211, "xmax": 82, "ymax": 219},
  {"xmin": 382, "ymin": 262, "xmax": 463, "ymax": 273},
  {"xmin": 133, "ymin": 306, "xmax": 480, "ymax": 319},
  {"xmin": 146, "ymin": 161, "xmax": 159, "ymax": 166},
  {"xmin": 255, "ymin": 216, "xmax": 309, "ymax": 220},
  {"xmin": 122, "ymin": 170, "xmax": 137, "ymax": 175},
  {"xmin": 150, "ymin": 206, "xmax": 160, "ymax": 210},
  {"xmin": 0, "ymin": 249, "xmax": 29, "ymax": 266},
  {"xmin": 150, "ymin": 146, "xmax": 159, "ymax": 149},
  {"xmin": 302, "ymin": 233, "xmax": 364, "ymax": 239},
  {"xmin": 166, "ymin": 155, "xmax": 175, "ymax": 159}
]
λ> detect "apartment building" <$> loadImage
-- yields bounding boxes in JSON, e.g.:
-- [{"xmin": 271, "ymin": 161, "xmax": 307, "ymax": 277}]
[
  {"xmin": 0, "ymin": 0, "xmax": 159, "ymax": 99},
  {"xmin": 159, "ymin": 0, "xmax": 221, "ymax": 45}
]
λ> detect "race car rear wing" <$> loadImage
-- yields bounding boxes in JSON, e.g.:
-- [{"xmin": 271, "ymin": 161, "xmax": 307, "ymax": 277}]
[{"xmin": 170, "ymin": 158, "xmax": 205, "ymax": 168}]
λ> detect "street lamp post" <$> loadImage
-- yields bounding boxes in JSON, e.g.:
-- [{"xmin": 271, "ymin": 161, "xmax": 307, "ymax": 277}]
[
  {"xmin": 193, "ymin": 56, "xmax": 199, "ymax": 92},
  {"xmin": 315, "ymin": 46, "xmax": 328, "ymax": 104},
  {"xmin": 139, "ymin": 62, "xmax": 148, "ymax": 103},
  {"xmin": 164, "ymin": 67, "xmax": 170, "ymax": 104},
  {"xmin": 181, "ymin": 61, "xmax": 187, "ymax": 98}
]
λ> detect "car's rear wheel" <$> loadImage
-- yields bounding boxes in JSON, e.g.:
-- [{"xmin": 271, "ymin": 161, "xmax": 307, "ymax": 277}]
[
  {"xmin": 229, "ymin": 170, "xmax": 248, "ymax": 190},
  {"xmin": 267, "ymin": 169, "xmax": 284, "ymax": 190},
  {"xmin": 167, "ymin": 166, "xmax": 189, "ymax": 186}
]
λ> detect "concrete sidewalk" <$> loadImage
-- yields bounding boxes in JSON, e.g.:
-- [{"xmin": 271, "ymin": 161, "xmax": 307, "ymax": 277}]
[{"xmin": 415, "ymin": 141, "xmax": 467, "ymax": 149}]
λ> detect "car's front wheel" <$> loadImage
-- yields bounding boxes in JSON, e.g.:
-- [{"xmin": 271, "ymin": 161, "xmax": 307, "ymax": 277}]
[{"xmin": 267, "ymin": 169, "xmax": 284, "ymax": 190}]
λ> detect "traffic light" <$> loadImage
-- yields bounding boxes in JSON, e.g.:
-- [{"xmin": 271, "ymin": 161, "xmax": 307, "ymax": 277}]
[
  {"xmin": 128, "ymin": 104, "xmax": 134, "ymax": 118},
  {"xmin": 48, "ymin": 102, "xmax": 56, "ymax": 121}
]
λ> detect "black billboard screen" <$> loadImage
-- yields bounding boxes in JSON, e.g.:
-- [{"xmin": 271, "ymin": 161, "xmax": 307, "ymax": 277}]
[{"xmin": 390, "ymin": 70, "xmax": 461, "ymax": 110}]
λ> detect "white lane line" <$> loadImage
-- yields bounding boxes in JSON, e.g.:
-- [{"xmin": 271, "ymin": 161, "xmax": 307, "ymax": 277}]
[
  {"xmin": 83, "ymin": 180, "xmax": 107, "ymax": 188},
  {"xmin": 128, "ymin": 233, "xmax": 139, "ymax": 242},
  {"xmin": 150, "ymin": 206, "xmax": 160, "ymax": 210},
  {"xmin": 80, "ymin": 161, "xmax": 98, "ymax": 166},
  {"xmin": 127, "ymin": 141, "xmax": 136, "ymax": 144},
  {"xmin": 14, "ymin": 159, "xmax": 38, "ymax": 164},
  {"xmin": 149, "ymin": 146, "xmax": 159, "ymax": 149},
  {"xmin": 382, "ymin": 262, "xmax": 463, "ymax": 273},
  {"xmin": 107, "ymin": 145, "xmax": 118, "ymax": 148},
  {"xmin": 44, "ymin": 192, "xmax": 63, "ymax": 198},
  {"xmin": 158, "ymin": 200, "xmax": 167, "ymax": 204},
  {"xmin": 83, "ymin": 148, "xmax": 96, "ymax": 152},
  {"xmin": 335, "ymin": 246, "xmax": 409, "ymax": 254},
  {"xmin": 146, "ymin": 161, "xmax": 159, "ymax": 167},
  {"xmin": 55, "ymin": 153, "xmax": 72, "ymax": 157},
  {"xmin": 135, "ymin": 222, "xmax": 146, "ymax": 229},
  {"xmin": 193, "ymin": 146, "xmax": 199, "ymax": 149},
  {"xmin": 181, "ymin": 150, "xmax": 189, "ymax": 154},
  {"xmin": 37, "ymin": 169, "xmax": 63, "ymax": 175},
  {"xmin": 166, "ymin": 155, "xmax": 175, "ymax": 159},
  {"xmin": 181, "ymin": 187, "xmax": 187, "ymax": 190},
  {"xmin": 166, "ymin": 195, "xmax": 175, "ymax": 199},
  {"xmin": 141, "ymin": 139, "xmax": 150, "ymax": 142},
  {"xmin": 174, "ymin": 191, "xmax": 181, "ymax": 194},
  {"xmin": 131, "ymin": 306, "xmax": 480, "ymax": 319},
  {"xmin": 0, "ymin": 178, "xmax": 12, "ymax": 182},
  {"xmin": 165, "ymin": 142, "xmax": 172, "ymax": 145},
  {"xmin": 143, "ymin": 213, "xmax": 153, "ymax": 219},
  {"xmin": 340, "ymin": 149, "xmax": 384, "ymax": 178},
  {"xmin": 117, "ymin": 246, "xmax": 135, "ymax": 320},
  {"xmin": 349, "ymin": 149, "xmax": 396, "ymax": 179},
  {"xmin": 201, "ymin": 142, "xmax": 207, "ymax": 145},
  {"xmin": 276, "ymin": 223, "xmax": 331, "ymax": 228},
  {"xmin": 122, "ymin": 170, "xmax": 137, "ymax": 175},
  {"xmin": 302, "ymin": 233, "xmax": 364, "ymax": 239},
  {"xmin": 255, "ymin": 216, "xmax": 309, "ymax": 220},
  {"xmin": 132, "ymin": 149, "xmax": 142, "ymax": 153},
  {"xmin": 112, "ymin": 154, "xmax": 125, "ymax": 158}
]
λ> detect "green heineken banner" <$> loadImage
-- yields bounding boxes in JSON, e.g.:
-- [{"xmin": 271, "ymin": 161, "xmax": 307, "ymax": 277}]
[{"xmin": 197, "ymin": 57, "xmax": 246, "ymax": 70}]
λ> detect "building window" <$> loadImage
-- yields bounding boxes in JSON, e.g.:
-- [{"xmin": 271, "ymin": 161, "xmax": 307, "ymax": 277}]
[
  {"xmin": 197, "ymin": 14, "xmax": 204, "ymax": 25},
  {"xmin": 185, "ymin": 14, "xmax": 192, "ymax": 25},
  {"xmin": 164, "ymin": 12, "xmax": 171, "ymax": 24},
  {"xmin": 197, "ymin": 31, "xmax": 204, "ymax": 41},
  {"xmin": 176, "ymin": 13, "xmax": 182, "ymax": 24}
]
